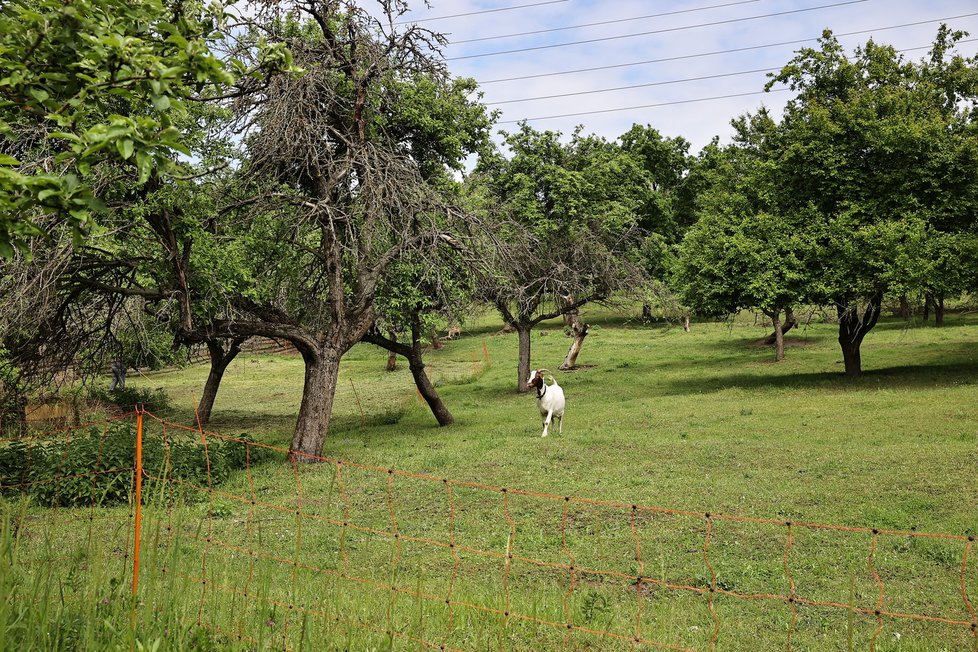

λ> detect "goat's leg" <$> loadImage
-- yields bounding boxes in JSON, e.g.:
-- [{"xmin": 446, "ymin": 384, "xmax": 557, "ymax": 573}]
[
  {"xmin": 557, "ymin": 414, "xmax": 563, "ymax": 435},
  {"xmin": 542, "ymin": 410, "xmax": 553, "ymax": 437}
]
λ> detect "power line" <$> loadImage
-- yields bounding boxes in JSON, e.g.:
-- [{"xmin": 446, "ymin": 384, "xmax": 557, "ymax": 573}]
[
  {"xmin": 451, "ymin": 0, "xmax": 760, "ymax": 44},
  {"xmin": 447, "ymin": 0, "xmax": 868, "ymax": 61},
  {"xmin": 394, "ymin": 0, "xmax": 569, "ymax": 26},
  {"xmin": 495, "ymin": 38, "xmax": 978, "ymax": 124},
  {"xmin": 476, "ymin": 13, "xmax": 978, "ymax": 85},
  {"xmin": 497, "ymin": 89, "xmax": 793, "ymax": 124},
  {"xmin": 487, "ymin": 67, "xmax": 778, "ymax": 105}
]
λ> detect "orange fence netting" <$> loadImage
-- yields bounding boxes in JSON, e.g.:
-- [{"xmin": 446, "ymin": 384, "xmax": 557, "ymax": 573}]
[{"xmin": 2, "ymin": 410, "xmax": 976, "ymax": 651}]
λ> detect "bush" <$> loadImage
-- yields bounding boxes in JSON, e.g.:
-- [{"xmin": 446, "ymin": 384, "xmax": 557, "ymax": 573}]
[
  {"xmin": 91, "ymin": 385, "xmax": 171, "ymax": 413},
  {"xmin": 0, "ymin": 424, "xmax": 267, "ymax": 507}
]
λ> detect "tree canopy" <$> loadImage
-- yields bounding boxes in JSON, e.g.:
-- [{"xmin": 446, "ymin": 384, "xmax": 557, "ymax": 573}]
[{"xmin": 0, "ymin": 0, "xmax": 258, "ymax": 256}]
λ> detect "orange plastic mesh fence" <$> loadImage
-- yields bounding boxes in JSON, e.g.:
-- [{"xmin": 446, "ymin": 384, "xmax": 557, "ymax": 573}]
[{"xmin": 4, "ymin": 410, "xmax": 976, "ymax": 651}]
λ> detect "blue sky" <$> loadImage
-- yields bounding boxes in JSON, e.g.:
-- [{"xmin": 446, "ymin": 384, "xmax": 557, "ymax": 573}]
[{"xmin": 393, "ymin": 0, "xmax": 978, "ymax": 152}]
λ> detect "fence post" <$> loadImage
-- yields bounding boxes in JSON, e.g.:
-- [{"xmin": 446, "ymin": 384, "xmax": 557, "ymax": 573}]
[{"xmin": 132, "ymin": 408, "xmax": 144, "ymax": 596}]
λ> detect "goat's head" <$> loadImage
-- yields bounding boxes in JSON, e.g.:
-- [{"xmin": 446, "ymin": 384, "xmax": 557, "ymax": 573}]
[{"xmin": 526, "ymin": 369, "xmax": 544, "ymax": 392}]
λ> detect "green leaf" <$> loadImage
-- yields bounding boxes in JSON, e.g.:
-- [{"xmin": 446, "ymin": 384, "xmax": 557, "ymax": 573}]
[
  {"xmin": 37, "ymin": 188, "xmax": 59, "ymax": 202},
  {"xmin": 135, "ymin": 150, "xmax": 152, "ymax": 183},
  {"xmin": 0, "ymin": 154, "xmax": 18, "ymax": 165},
  {"xmin": 115, "ymin": 138, "xmax": 134, "ymax": 159}
]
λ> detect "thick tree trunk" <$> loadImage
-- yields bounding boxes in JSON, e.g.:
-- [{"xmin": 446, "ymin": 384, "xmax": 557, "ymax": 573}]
[
  {"xmin": 683, "ymin": 313, "xmax": 691, "ymax": 332},
  {"xmin": 923, "ymin": 294, "xmax": 932, "ymax": 321},
  {"xmin": 290, "ymin": 346, "xmax": 342, "ymax": 462},
  {"xmin": 559, "ymin": 322, "xmax": 590, "ymax": 370},
  {"xmin": 762, "ymin": 307, "xmax": 796, "ymax": 346},
  {"xmin": 839, "ymin": 338, "xmax": 861, "ymax": 376},
  {"xmin": 836, "ymin": 294, "xmax": 883, "ymax": 378},
  {"xmin": 196, "ymin": 338, "xmax": 244, "ymax": 427},
  {"xmin": 516, "ymin": 324, "xmax": 532, "ymax": 394},
  {"xmin": 764, "ymin": 311, "xmax": 785, "ymax": 362},
  {"xmin": 934, "ymin": 295, "xmax": 946, "ymax": 327},
  {"xmin": 641, "ymin": 303, "xmax": 653, "ymax": 322},
  {"xmin": 407, "ymin": 354, "xmax": 453, "ymax": 426}
]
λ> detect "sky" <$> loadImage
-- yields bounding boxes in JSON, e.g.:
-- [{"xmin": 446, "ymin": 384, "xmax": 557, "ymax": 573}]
[{"xmin": 388, "ymin": 0, "xmax": 978, "ymax": 153}]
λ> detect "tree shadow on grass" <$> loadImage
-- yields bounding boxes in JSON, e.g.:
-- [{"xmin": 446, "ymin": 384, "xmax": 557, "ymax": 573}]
[{"xmin": 653, "ymin": 359, "xmax": 978, "ymax": 397}]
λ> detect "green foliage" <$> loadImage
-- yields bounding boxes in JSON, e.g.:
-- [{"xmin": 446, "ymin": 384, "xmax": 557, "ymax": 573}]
[
  {"xmin": 676, "ymin": 26, "xmax": 978, "ymax": 371},
  {"xmin": 89, "ymin": 385, "xmax": 171, "ymax": 413},
  {"xmin": 618, "ymin": 124, "xmax": 697, "ymax": 240},
  {"xmin": 0, "ymin": 423, "xmax": 266, "ymax": 506},
  {"xmin": 673, "ymin": 121, "xmax": 817, "ymax": 320},
  {"xmin": 765, "ymin": 26, "xmax": 978, "ymax": 304},
  {"xmin": 472, "ymin": 123, "xmax": 647, "ymax": 325},
  {"xmin": 0, "ymin": 0, "xmax": 245, "ymax": 255}
]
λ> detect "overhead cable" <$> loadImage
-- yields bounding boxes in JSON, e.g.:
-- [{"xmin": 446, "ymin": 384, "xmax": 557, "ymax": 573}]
[
  {"xmin": 451, "ymin": 0, "xmax": 760, "ymax": 44},
  {"xmin": 447, "ymin": 0, "xmax": 868, "ymax": 61},
  {"xmin": 497, "ymin": 90, "xmax": 793, "ymax": 124},
  {"xmin": 395, "ymin": 0, "xmax": 569, "ymax": 25},
  {"xmin": 487, "ymin": 67, "xmax": 779, "ymax": 105},
  {"xmin": 476, "ymin": 13, "xmax": 978, "ymax": 84},
  {"xmin": 495, "ymin": 38, "xmax": 978, "ymax": 123},
  {"xmin": 486, "ymin": 37, "xmax": 978, "ymax": 105}
]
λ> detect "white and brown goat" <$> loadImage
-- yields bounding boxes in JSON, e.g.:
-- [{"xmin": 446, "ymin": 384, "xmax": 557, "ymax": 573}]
[{"xmin": 526, "ymin": 369, "xmax": 565, "ymax": 437}]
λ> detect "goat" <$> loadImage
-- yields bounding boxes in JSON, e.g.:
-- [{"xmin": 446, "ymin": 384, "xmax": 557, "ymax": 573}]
[{"xmin": 526, "ymin": 368, "xmax": 565, "ymax": 437}]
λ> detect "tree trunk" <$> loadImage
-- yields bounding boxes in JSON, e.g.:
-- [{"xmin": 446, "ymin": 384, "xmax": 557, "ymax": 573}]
[
  {"xmin": 386, "ymin": 331, "xmax": 399, "ymax": 370},
  {"xmin": 290, "ymin": 346, "xmax": 342, "ymax": 463},
  {"xmin": 407, "ymin": 354, "xmax": 453, "ymax": 426},
  {"xmin": 934, "ymin": 295, "xmax": 945, "ymax": 327},
  {"xmin": 683, "ymin": 313, "xmax": 691, "ymax": 332},
  {"xmin": 923, "ymin": 294, "xmax": 932, "ymax": 321},
  {"xmin": 897, "ymin": 295, "xmax": 911, "ymax": 320},
  {"xmin": 360, "ymin": 326, "xmax": 453, "ymax": 426},
  {"xmin": 196, "ymin": 338, "xmax": 244, "ymax": 427},
  {"xmin": 836, "ymin": 294, "xmax": 883, "ymax": 378},
  {"xmin": 559, "ymin": 322, "xmax": 590, "ymax": 370},
  {"xmin": 641, "ymin": 303, "xmax": 653, "ymax": 322},
  {"xmin": 762, "ymin": 307, "xmax": 797, "ymax": 346},
  {"xmin": 561, "ymin": 295, "xmax": 581, "ymax": 335},
  {"xmin": 839, "ymin": 337, "xmax": 861, "ymax": 377},
  {"xmin": 516, "ymin": 324, "xmax": 532, "ymax": 394},
  {"xmin": 765, "ymin": 311, "xmax": 785, "ymax": 362}
]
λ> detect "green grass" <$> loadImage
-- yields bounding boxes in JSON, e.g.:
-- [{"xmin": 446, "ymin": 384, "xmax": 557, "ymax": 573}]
[{"xmin": 4, "ymin": 309, "xmax": 978, "ymax": 650}]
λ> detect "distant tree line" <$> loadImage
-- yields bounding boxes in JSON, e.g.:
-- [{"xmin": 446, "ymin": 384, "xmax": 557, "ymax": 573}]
[{"xmin": 2, "ymin": 0, "xmax": 976, "ymax": 454}]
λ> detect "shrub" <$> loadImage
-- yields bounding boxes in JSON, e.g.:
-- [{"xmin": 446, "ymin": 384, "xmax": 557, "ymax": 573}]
[
  {"xmin": 0, "ymin": 424, "xmax": 267, "ymax": 507},
  {"xmin": 88, "ymin": 385, "xmax": 171, "ymax": 413}
]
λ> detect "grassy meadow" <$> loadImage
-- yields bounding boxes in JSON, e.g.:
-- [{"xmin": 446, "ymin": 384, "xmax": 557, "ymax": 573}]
[{"xmin": 4, "ymin": 307, "xmax": 978, "ymax": 651}]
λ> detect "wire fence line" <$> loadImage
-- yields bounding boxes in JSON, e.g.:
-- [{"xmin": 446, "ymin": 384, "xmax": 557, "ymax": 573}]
[{"xmin": 3, "ymin": 410, "xmax": 976, "ymax": 651}]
